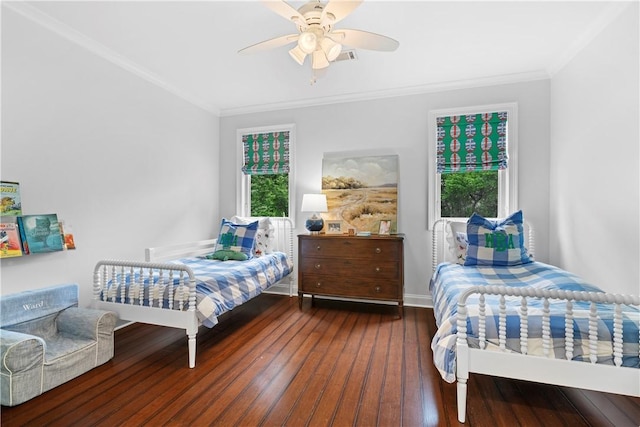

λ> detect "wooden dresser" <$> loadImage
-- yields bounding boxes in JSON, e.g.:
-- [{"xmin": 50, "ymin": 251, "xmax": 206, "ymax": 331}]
[{"xmin": 297, "ymin": 234, "xmax": 404, "ymax": 317}]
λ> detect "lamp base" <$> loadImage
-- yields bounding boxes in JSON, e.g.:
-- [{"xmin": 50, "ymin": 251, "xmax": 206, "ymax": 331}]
[{"xmin": 305, "ymin": 217, "xmax": 324, "ymax": 233}]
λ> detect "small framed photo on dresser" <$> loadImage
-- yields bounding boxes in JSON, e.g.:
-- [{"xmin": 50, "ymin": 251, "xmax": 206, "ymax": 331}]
[
  {"xmin": 378, "ymin": 220, "xmax": 391, "ymax": 236},
  {"xmin": 326, "ymin": 220, "xmax": 343, "ymax": 234}
]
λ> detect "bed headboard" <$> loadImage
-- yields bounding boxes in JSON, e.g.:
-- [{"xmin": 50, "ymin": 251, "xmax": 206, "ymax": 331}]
[
  {"xmin": 431, "ymin": 218, "xmax": 535, "ymax": 272},
  {"xmin": 145, "ymin": 217, "xmax": 295, "ymax": 264}
]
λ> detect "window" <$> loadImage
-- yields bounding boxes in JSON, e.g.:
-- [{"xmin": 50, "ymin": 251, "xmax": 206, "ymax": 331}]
[
  {"xmin": 237, "ymin": 124, "xmax": 295, "ymax": 219},
  {"xmin": 428, "ymin": 103, "xmax": 518, "ymax": 228}
]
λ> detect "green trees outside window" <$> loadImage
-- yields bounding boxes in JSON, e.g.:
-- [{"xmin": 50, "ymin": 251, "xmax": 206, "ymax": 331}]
[
  {"xmin": 250, "ymin": 174, "xmax": 289, "ymax": 217},
  {"xmin": 440, "ymin": 170, "xmax": 498, "ymax": 218}
]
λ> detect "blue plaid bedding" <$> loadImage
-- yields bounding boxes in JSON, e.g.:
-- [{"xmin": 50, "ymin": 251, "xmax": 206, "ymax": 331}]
[
  {"xmin": 173, "ymin": 253, "xmax": 293, "ymax": 327},
  {"xmin": 103, "ymin": 253, "xmax": 293, "ymax": 328},
  {"xmin": 430, "ymin": 261, "xmax": 640, "ymax": 383}
]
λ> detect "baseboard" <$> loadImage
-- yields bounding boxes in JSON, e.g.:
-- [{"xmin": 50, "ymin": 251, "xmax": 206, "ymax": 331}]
[{"xmin": 266, "ymin": 286, "xmax": 434, "ymax": 309}]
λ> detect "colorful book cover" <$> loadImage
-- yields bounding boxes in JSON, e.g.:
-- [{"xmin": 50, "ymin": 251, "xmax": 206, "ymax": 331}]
[
  {"xmin": 19, "ymin": 214, "xmax": 64, "ymax": 253},
  {"xmin": 0, "ymin": 216, "xmax": 23, "ymax": 258},
  {"xmin": 1, "ymin": 181, "xmax": 22, "ymax": 216},
  {"xmin": 59, "ymin": 221, "xmax": 76, "ymax": 250}
]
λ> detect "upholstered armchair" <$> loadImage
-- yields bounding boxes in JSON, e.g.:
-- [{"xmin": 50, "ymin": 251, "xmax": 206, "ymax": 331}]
[{"xmin": 0, "ymin": 284, "xmax": 117, "ymax": 406}]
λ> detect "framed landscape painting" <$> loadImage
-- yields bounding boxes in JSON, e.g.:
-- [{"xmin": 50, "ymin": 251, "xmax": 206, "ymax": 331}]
[{"xmin": 322, "ymin": 154, "xmax": 398, "ymax": 234}]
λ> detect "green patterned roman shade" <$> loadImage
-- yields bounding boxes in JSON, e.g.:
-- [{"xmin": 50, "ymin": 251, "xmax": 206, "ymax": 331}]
[
  {"xmin": 242, "ymin": 131, "xmax": 290, "ymax": 175},
  {"xmin": 437, "ymin": 112, "xmax": 508, "ymax": 174}
]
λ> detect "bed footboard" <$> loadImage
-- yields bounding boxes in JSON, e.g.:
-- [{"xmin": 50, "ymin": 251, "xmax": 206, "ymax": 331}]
[
  {"xmin": 455, "ymin": 285, "xmax": 640, "ymax": 423},
  {"xmin": 92, "ymin": 259, "xmax": 199, "ymax": 368}
]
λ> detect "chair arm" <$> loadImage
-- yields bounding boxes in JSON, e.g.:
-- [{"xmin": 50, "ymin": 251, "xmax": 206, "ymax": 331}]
[
  {"xmin": 0, "ymin": 329, "xmax": 45, "ymax": 374},
  {"xmin": 57, "ymin": 307, "xmax": 118, "ymax": 340}
]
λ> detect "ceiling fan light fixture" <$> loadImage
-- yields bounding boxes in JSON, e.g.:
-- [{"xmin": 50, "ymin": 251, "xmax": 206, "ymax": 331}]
[
  {"xmin": 288, "ymin": 45, "xmax": 307, "ymax": 65},
  {"xmin": 311, "ymin": 50, "xmax": 330, "ymax": 70},
  {"xmin": 298, "ymin": 31, "xmax": 318, "ymax": 54},
  {"xmin": 320, "ymin": 37, "xmax": 342, "ymax": 62}
]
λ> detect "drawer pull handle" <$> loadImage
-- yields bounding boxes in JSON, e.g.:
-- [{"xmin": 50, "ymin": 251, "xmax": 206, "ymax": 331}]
[
  {"xmin": 375, "ymin": 247, "xmax": 382, "ymax": 254},
  {"xmin": 375, "ymin": 286, "xmax": 381, "ymax": 293},
  {"xmin": 315, "ymin": 263, "xmax": 321, "ymax": 269},
  {"xmin": 316, "ymin": 282, "xmax": 322, "ymax": 288},
  {"xmin": 316, "ymin": 245, "xmax": 321, "ymax": 251},
  {"xmin": 375, "ymin": 267, "xmax": 381, "ymax": 273}
]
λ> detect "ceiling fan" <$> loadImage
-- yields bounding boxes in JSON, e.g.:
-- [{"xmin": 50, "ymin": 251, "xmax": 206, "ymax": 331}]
[{"xmin": 238, "ymin": 0, "xmax": 399, "ymax": 73}]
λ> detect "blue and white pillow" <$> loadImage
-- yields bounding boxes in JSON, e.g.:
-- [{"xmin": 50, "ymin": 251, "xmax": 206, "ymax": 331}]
[
  {"xmin": 214, "ymin": 218, "xmax": 259, "ymax": 259},
  {"xmin": 464, "ymin": 210, "xmax": 532, "ymax": 267}
]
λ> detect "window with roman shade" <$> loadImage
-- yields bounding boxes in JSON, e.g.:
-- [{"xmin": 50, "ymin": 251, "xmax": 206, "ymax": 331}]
[
  {"xmin": 241, "ymin": 131, "xmax": 290, "ymax": 175},
  {"xmin": 436, "ymin": 111, "xmax": 508, "ymax": 174},
  {"xmin": 427, "ymin": 103, "xmax": 518, "ymax": 228}
]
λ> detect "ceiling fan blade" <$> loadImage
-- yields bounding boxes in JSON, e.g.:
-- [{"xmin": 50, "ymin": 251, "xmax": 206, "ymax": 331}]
[
  {"xmin": 261, "ymin": 0, "xmax": 306, "ymax": 26},
  {"xmin": 329, "ymin": 29, "xmax": 399, "ymax": 52},
  {"xmin": 238, "ymin": 34, "xmax": 299, "ymax": 54},
  {"xmin": 322, "ymin": 0, "xmax": 363, "ymax": 25}
]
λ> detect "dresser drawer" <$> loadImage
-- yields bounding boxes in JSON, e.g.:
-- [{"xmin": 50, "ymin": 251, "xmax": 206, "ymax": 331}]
[
  {"xmin": 300, "ymin": 238, "xmax": 400, "ymax": 260},
  {"xmin": 300, "ymin": 275, "xmax": 401, "ymax": 300},
  {"xmin": 299, "ymin": 257, "xmax": 400, "ymax": 280}
]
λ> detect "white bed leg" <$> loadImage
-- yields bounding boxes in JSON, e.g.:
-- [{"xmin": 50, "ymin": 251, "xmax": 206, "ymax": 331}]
[
  {"xmin": 188, "ymin": 333, "xmax": 196, "ymax": 368},
  {"xmin": 186, "ymin": 319, "xmax": 198, "ymax": 368},
  {"xmin": 457, "ymin": 378, "xmax": 468, "ymax": 423},
  {"xmin": 456, "ymin": 341, "xmax": 470, "ymax": 423}
]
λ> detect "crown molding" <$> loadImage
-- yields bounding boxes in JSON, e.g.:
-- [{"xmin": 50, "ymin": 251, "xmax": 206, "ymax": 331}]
[
  {"xmin": 5, "ymin": 1, "xmax": 566, "ymax": 119},
  {"xmin": 3, "ymin": 1, "xmax": 220, "ymax": 116},
  {"xmin": 546, "ymin": 1, "xmax": 631, "ymax": 76},
  {"xmin": 219, "ymin": 70, "xmax": 550, "ymax": 117}
]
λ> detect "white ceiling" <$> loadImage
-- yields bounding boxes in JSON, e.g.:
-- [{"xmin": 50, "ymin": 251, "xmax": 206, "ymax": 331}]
[{"xmin": 6, "ymin": 1, "xmax": 629, "ymax": 116}]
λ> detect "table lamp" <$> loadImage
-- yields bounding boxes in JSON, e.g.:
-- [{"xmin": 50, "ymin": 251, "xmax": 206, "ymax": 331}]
[{"xmin": 301, "ymin": 193, "xmax": 328, "ymax": 233}]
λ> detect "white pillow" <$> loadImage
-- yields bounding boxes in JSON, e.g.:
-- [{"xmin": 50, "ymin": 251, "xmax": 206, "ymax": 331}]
[
  {"xmin": 230, "ymin": 216, "xmax": 275, "ymax": 256},
  {"xmin": 445, "ymin": 221, "xmax": 468, "ymax": 264}
]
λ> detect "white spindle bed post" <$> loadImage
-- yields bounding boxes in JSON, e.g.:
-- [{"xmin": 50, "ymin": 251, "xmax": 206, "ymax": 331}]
[
  {"xmin": 187, "ymin": 272, "xmax": 198, "ymax": 368},
  {"xmin": 589, "ymin": 300, "xmax": 598, "ymax": 364},
  {"xmin": 565, "ymin": 299, "xmax": 574, "ymax": 360},
  {"xmin": 542, "ymin": 296, "xmax": 550, "ymax": 358},
  {"xmin": 520, "ymin": 297, "xmax": 528, "ymax": 355},
  {"xmin": 613, "ymin": 302, "xmax": 623, "ymax": 367},
  {"xmin": 456, "ymin": 299, "xmax": 470, "ymax": 423}
]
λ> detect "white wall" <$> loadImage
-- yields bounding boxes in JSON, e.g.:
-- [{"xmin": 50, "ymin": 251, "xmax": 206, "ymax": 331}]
[
  {"xmin": 1, "ymin": 7, "xmax": 220, "ymax": 306},
  {"xmin": 8, "ymin": 1, "xmax": 633, "ymax": 309},
  {"xmin": 220, "ymin": 80, "xmax": 551, "ymax": 306},
  {"xmin": 550, "ymin": 2, "xmax": 639, "ymax": 295}
]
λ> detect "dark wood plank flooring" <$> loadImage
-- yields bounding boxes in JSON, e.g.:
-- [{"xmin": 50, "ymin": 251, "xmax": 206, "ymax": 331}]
[{"xmin": 2, "ymin": 294, "xmax": 639, "ymax": 426}]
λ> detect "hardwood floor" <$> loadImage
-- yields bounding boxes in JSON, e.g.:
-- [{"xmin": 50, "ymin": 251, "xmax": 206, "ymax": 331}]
[{"xmin": 2, "ymin": 294, "xmax": 639, "ymax": 426}]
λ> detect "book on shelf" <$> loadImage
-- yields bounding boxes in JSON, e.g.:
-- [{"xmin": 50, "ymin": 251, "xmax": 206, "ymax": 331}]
[
  {"xmin": 0, "ymin": 216, "xmax": 23, "ymax": 258},
  {"xmin": 18, "ymin": 214, "xmax": 64, "ymax": 253},
  {"xmin": 1, "ymin": 181, "xmax": 22, "ymax": 216},
  {"xmin": 59, "ymin": 221, "xmax": 76, "ymax": 250}
]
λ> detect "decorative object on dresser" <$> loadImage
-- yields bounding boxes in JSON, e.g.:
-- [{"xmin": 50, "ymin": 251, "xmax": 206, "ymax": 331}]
[
  {"xmin": 325, "ymin": 219, "xmax": 343, "ymax": 234},
  {"xmin": 301, "ymin": 193, "xmax": 328, "ymax": 233},
  {"xmin": 298, "ymin": 234, "xmax": 404, "ymax": 317}
]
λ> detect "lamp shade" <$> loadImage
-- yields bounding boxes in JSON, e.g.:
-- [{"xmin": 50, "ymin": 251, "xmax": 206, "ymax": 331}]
[
  {"xmin": 320, "ymin": 37, "xmax": 342, "ymax": 61},
  {"xmin": 288, "ymin": 45, "xmax": 307, "ymax": 65},
  {"xmin": 301, "ymin": 194, "xmax": 328, "ymax": 213},
  {"xmin": 311, "ymin": 50, "xmax": 329, "ymax": 70}
]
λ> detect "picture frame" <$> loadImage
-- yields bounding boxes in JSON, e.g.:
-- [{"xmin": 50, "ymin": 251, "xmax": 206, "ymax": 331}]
[
  {"xmin": 378, "ymin": 220, "xmax": 391, "ymax": 236},
  {"xmin": 326, "ymin": 220, "xmax": 343, "ymax": 234}
]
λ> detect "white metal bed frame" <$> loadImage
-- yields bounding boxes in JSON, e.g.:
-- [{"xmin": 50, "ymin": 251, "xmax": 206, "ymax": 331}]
[
  {"xmin": 92, "ymin": 217, "xmax": 295, "ymax": 369},
  {"xmin": 431, "ymin": 219, "xmax": 640, "ymax": 423}
]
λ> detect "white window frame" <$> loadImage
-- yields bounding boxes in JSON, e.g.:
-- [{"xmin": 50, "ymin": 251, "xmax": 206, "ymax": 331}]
[
  {"xmin": 236, "ymin": 124, "xmax": 296, "ymax": 222},
  {"xmin": 427, "ymin": 103, "xmax": 518, "ymax": 229}
]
